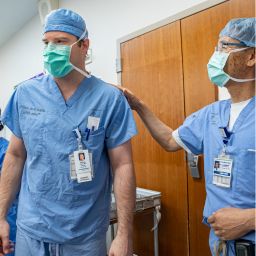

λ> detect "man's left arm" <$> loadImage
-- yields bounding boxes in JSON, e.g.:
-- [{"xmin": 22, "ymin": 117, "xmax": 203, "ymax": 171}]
[
  {"xmin": 208, "ymin": 207, "xmax": 256, "ymax": 240},
  {"xmin": 108, "ymin": 140, "xmax": 136, "ymax": 256}
]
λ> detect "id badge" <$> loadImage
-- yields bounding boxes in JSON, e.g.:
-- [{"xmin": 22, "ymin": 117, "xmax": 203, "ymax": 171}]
[
  {"xmin": 74, "ymin": 150, "xmax": 92, "ymax": 183},
  {"xmin": 213, "ymin": 156, "xmax": 233, "ymax": 188}
]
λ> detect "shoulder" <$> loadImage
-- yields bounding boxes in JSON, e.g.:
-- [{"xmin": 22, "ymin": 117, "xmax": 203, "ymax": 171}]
[
  {"xmin": 184, "ymin": 100, "xmax": 229, "ymax": 123},
  {"xmin": 17, "ymin": 74, "xmax": 49, "ymax": 92},
  {"xmin": 90, "ymin": 76, "xmax": 124, "ymax": 100},
  {"xmin": 194, "ymin": 99, "xmax": 229, "ymax": 115}
]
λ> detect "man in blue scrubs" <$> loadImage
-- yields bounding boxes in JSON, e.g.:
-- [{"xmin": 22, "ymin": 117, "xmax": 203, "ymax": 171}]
[
  {"xmin": 120, "ymin": 18, "xmax": 255, "ymax": 255},
  {"xmin": 0, "ymin": 9, "xmax": 137, "ymax": 256}
]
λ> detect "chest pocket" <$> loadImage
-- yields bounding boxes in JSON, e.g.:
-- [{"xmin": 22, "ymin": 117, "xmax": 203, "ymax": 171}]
[
  {"xmin": 234, "ymin": 149, "xmax": 255, "ymax": 199},
  {"xmin": 82, "ymin": 127, "xmax": 106, "ymax": 171}
]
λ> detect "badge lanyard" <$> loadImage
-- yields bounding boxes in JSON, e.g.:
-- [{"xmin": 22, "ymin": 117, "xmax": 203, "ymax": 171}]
[
  {"xmin": 69, "ymin": 128, "xmax": 93, "ymax": 183},
  {"xmin": 219, "ymin": 127, "xmax": 232, "ymax": 157},
  {"xmin": 212, "ymin": 127, "xmax": 233, "ymax": 188}
]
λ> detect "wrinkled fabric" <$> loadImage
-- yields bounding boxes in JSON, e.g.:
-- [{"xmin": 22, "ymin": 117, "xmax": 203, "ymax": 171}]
[
  {"xmin": 2, "ymin": 74, "xmax": 137, "ymax": 246},
  {"xmin": 15, "ymin": 228, "xmax": 106, "ymax": 256},
  {"xmin": 178, "ymin": 97, "xmax": 255, "ymax": 253}
]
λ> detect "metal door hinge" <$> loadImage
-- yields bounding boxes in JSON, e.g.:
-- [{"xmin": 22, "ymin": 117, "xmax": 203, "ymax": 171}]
[
  {"xmin": 187, "ymin": 153, "xmax": 200, "ymax": 178},
  {"xmin": 116, "ymin": 58, "xmax": 122, "ymax": 73}
]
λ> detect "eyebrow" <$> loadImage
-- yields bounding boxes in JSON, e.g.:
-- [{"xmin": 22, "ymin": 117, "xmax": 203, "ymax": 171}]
[{"xmin": 42, "ymin": 37, "xmax": 70, "ymax": 42}]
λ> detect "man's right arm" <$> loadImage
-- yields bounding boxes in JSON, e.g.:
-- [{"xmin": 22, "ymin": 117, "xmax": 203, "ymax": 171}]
[
  {"xmin": 123, "ymin": 88, "xmax": 181, "ymax": 152},
  {"xmin": 0, "ymin": 134, "xmax": 26, "ymax": 255}
]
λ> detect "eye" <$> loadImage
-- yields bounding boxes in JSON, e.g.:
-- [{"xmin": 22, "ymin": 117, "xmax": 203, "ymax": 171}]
[
  {"xmin": 42, "ymin": 39, "xmax": 49, "ymax": 46},
  {"xmin": 55, "ymin": 39, "xmax": 68, "ymax": 45}
]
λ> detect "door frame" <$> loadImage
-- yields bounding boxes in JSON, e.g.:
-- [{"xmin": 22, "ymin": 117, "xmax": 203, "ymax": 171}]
[{"xmin": 116, "ymin": 0, "xmax": 227, "ymax": 84}]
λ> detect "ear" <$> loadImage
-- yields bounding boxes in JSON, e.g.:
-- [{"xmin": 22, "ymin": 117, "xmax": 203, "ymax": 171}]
[
  {"xmin": 81, "ymin": 39, "xmax": 89, "ymax": 53},
  {"xmin": 246, "ymin": 48, "xmax": 255, "ymax": 67}
]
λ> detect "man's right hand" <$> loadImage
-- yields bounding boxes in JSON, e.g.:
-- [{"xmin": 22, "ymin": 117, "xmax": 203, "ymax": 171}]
[{"xmin": 0, "ymin": 219, "xmax": 13, "ymax": 256}]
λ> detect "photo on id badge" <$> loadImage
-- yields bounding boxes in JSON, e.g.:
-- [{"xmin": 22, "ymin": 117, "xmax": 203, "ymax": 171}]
[
  {"xmin": 213, "ymin": 158, "xmax": 232, "ymax": 188},
  {"xmin": 79, "ymin": 152, "xmax": 85, "ymax": 161},
  {"xmin": 214, "ymin": 161, "xmax": 220, "ymax": 171}
]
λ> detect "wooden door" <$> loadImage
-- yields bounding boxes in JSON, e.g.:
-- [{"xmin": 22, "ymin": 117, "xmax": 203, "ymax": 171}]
[
  {"xmin": 121, "ymin": 21, "xmax": 189, "ymax": 255},
  {"xmin": 181, "ymin": 0, "xmax": 255, "ymax": 255}
]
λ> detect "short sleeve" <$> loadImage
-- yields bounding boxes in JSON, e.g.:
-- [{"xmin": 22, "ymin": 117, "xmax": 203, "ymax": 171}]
[
  {"xmin": 177, "ymin": 107, "xmax": 208, "ymax": 155},
  {"xmin": 1, "ymin": 88, "xmax": 22, "ymax": 139},
  {"xmin": 105, "ymin": 93, "xmax": 137, "ymax": 149}
]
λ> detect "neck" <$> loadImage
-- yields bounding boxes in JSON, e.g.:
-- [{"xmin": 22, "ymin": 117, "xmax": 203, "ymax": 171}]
[
  {"xmin": 54, "ymin": 70, "xmax": 86, "ymax": 101},
  {"xmin": 226, "ymin": 81, "xmax": 255, "ymax": 103}
]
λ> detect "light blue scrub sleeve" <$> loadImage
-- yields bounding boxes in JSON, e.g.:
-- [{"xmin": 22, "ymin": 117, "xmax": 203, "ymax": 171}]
[
  {"xmin": 105, "ymin": 93, "xmax": 137, "ymax": 149},
  {"xmin": 2, "ymin": 88, "xmax": 22, "ymax": 139},
  {"xmin": 178, "ymin": 107, "xmax": 207, "ymax": 155}
]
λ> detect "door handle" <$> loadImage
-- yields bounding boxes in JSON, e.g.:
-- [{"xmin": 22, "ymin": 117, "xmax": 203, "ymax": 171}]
[{"xmin": 187, "ymin": 153, "xmax": 200, "ymax": 178}]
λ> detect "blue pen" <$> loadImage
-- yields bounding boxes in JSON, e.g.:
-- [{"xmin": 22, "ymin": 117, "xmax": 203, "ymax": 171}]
[{"xmin": 85, "ymin": 128, "xmax": 91, "ymax": 141}]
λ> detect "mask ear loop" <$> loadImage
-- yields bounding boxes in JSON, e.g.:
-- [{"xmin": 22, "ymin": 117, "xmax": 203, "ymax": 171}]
[
  {"xmin": 69, "ymin": 30, "xmax": 91, "ymax": 78},
  {"xmin": 70, "ymin": 29, "xmax": 88, "ymax": 47}
]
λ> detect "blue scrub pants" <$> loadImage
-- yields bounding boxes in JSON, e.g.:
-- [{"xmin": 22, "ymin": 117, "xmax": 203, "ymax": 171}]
[
  {"xmin": 209, "ymin": 229, "xmax": 236, "ymax": 256},
  {"xmin": 15, "ymin": 228, "xmax": 107, "ymax": 256}
]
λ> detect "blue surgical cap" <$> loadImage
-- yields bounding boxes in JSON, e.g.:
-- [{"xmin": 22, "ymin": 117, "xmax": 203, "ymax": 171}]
[
  {"xmin": 44, "ymin": 8, "xmax": 88, "ymax": 39},
  {"xmin": 220, "ymin": 18, "xmax": 255, "ymax": 47}
]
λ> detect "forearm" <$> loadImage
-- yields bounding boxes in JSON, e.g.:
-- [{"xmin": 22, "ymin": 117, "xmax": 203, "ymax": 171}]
[
  {"xmin": 136, "ymin": 100, "xmax": 179, "ymax": 151},
  {"xmin": 245, "ymin": 208, "xmax": 256, "ymax": 231},
  {"xmin": 0, "ymin": 152, "xmax": 25, "ymax": 219},
  {"xmin": 113, "ymin": 163, "xmax": 136, "ymax": 237}
]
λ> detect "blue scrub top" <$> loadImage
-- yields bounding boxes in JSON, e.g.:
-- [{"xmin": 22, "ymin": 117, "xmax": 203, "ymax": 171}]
[
  {"xmin": 0, "ymin": 137, "xmax": 18, "ymax": 245},
  {"xmin": 2, "ymin": 74, "xmax": 137, "ymax": 244},
  {"xmin": 178, "ymin": 97, "xmax": 255, "ymax": 242}
]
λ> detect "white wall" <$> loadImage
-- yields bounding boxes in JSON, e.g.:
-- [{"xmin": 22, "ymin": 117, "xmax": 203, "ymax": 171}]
[
  {"xmin": 0, "ymin": 14, "xmax": 43, "ymax": 114},
  {"xmin": 0, "ymin": 0, "xmax": 230, "ymax": 138}
]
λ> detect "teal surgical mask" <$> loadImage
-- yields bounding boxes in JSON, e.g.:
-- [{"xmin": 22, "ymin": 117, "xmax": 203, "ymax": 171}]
[
  {"xmin": 43, "ymin": 31, "xmax": 90, "ymax": 78},
  {"xmin": 207, "ymin": 47, "xmax": 255, "ymax": 87},
  {"xmin": 43, "ymin": 43, "xmax": 73, "ymax": 78}
]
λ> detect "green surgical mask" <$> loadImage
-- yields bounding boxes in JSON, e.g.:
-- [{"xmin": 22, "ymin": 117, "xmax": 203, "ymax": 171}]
[
  {"xmin": 43, "ymin": 31, "xmax": 91, "ymax": 78},
  {"xmin": 43, "ymin": 43, "xmax": 73, "ymax": 78},
  {"xmin": 207, "ymin": 47, "xmax": 255, "ymax": 87}
]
